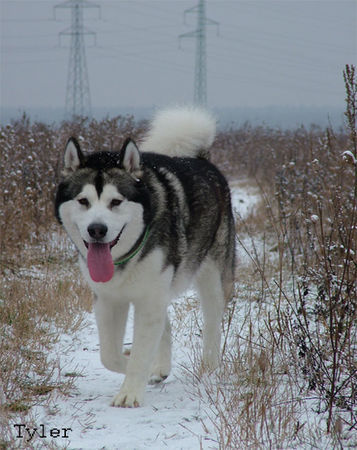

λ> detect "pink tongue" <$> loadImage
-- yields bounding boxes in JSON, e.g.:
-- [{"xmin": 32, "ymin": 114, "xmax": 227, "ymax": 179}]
[{"xmin": 87, "ymin": 243, "xmax": 114, "ymax": 283}]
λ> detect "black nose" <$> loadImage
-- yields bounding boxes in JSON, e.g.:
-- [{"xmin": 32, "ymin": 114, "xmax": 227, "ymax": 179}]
[{"xmin": 88, "ymin": 223, "xmax": 108, "ymax": 240}]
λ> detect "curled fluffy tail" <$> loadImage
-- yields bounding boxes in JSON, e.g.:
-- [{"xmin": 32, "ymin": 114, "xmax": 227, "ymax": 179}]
[{"xmin": 140, "ymin": 106, "xmax": 216, "ymax": 158}]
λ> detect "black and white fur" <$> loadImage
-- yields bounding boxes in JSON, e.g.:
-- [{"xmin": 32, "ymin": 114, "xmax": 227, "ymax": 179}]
[{"xmin": 55, "ymin": 107, "xmax": 236, "ymax": 407}]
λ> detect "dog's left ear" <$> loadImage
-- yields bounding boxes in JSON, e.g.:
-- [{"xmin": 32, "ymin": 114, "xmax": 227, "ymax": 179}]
[{"xmin": 120, "ymin": 138, "xmax": 142, "ymax": 178}]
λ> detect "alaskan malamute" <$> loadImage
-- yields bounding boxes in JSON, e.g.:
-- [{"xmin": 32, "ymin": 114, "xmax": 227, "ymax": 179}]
[{"xmin": 55, "ymin": 107, "xmax": 235, "ymax": 407}]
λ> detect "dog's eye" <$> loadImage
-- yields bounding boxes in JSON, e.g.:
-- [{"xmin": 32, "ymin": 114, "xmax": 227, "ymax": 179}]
[
  {"xmin": 78, "ymin": 198, "xmax": 90, "ymax": 207},
  {"xmin": 110, "ymin": 199, "xmax": 122, "ymax": 208}
]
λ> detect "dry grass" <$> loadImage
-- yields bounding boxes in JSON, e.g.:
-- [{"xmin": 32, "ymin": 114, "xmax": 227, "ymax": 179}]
[
  {"xmin": 0, "ymin": 235, "xmax": 92, "ymax": 447},
  {"xmin": 182, "ymin": 202, "xmax": 356, "ymax": 447}
]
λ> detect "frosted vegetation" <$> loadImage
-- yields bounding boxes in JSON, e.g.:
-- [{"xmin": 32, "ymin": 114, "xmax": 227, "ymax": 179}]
[{"xmin": 0, "ymin": 66, "xmax": 356, "ymax": 448}]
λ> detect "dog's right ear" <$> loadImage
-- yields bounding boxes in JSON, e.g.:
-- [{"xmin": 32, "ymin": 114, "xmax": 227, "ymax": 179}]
[{"xmin": 63, "ymin": 138, "xmax": 84, "ymax": 175}]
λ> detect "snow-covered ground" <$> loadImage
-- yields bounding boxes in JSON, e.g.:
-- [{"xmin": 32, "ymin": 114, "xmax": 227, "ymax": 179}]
[
  {"xmin": 33, "ymin": 312, "xmax": 213, "ymax": 449},
  {"xmin": 22, "ymin": 183, "xmax": 260, "ymax": 450}
]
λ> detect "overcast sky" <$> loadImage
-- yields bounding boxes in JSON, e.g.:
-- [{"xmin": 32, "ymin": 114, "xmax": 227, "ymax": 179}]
[{"xmin": 1, "ymin": 0, "xmax": 356, "ymax": 113}]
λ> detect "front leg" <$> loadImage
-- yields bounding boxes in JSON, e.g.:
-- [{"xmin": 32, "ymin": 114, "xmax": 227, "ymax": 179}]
[
  {"xmin": 94, "ymin": 298, "xmax": 129, "ymax": 374},
  {"xmin": 112, "ymin": 299, "xmax": 167, "ymax": 407}
]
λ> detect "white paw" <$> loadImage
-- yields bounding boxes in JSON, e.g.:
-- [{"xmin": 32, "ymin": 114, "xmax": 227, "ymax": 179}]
[
  {"xmin": 149, "ymin": 354, "xmax": 171, "ymax": 384},
  {"xmin": 111, "ymin": 387, "xmax": 144, "ymax": 408}
]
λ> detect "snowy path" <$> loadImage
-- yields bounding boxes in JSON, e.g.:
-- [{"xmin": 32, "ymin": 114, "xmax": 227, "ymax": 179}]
[
  {"xmin": 33, "ymin": 313, "xmax": 213, "ymax": 449},
  {"xmin": 30, "ymin": 182, "xmax": 260, "ymax": 450}
]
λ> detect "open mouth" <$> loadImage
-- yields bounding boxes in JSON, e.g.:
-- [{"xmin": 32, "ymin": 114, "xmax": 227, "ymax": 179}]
[
  {"xmin": 84, "ymin": 225, "xmax": 126, "ymax": 283},
  {"xmin": 83, "ymin": 225, "xmax": 126, "ymax": 250}
]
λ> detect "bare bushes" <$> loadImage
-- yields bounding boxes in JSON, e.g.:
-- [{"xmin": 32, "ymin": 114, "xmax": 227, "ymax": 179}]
[
  {"xmin": 272, "ymin": 65, "xmax": 357, "ymax": 433},
  {"xmin": 212, "ymin": 118, "xmax": 348, "ymax": 184},
  {"xmin": 0, "ymin": 116, "xmax": 57, "ymax": 262}
]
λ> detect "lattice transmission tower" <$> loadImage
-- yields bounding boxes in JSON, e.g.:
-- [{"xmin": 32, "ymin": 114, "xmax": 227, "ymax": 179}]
[
  {"xmin": 55, "ymin": 0, "xmax": 100, "ymax": 119},
  {"xmin": 179, "ymin": 0, "xmax": 218, "ymax": 107}
]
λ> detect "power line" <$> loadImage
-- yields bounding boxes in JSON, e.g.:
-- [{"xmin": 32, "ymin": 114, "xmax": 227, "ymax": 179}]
[
  {"xmin": 179, "ymin": 0, "xmax": 218, "ymax": 107},
  {"xmin": 54, "ymin": 0, "xmax": 100, "ymax": 119}
]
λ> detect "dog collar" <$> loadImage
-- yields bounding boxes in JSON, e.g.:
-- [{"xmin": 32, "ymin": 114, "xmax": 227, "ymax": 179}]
[{"xmin": 114, "ymin": 226, "xmax": 150, "ymax": 266}]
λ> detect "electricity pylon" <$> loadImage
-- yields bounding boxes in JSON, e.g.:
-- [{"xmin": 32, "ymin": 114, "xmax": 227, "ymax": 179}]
[
  {"xmin": 179, "ymin": 0, "xmax": 218, "ymax": 107},
  {"xmin": 55, "ymin": 0, "xmax": 100, "ymax": 119}
]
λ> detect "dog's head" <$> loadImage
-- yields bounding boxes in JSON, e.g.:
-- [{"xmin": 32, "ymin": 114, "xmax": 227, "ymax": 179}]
[{"xmin": 55, "ymin": 138, "xmax": 151, "ymax": 283}]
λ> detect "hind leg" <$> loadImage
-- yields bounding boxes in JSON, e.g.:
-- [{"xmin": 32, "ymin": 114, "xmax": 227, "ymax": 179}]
[
  {"xmin": 195, "ymin": 258, "xmax": 225, "ymax": 371},
  {"xmin": 149, "ymin": 313, "xmax": 172, "ymax": 384}
]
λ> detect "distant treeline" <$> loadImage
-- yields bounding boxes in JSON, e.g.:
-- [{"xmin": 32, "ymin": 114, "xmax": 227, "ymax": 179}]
[{"xmin": 0, "ymin": 105, "xmax": 345, "ymax": 130}]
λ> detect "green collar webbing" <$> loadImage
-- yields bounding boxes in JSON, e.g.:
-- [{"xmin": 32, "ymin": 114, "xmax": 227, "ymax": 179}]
[{"xmin": 113, "ymin": 226, "xmax": 150, "ymax": 266}]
